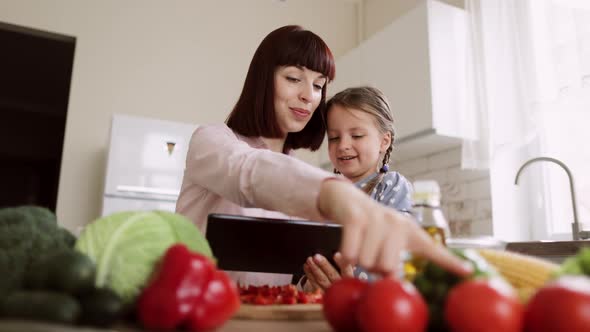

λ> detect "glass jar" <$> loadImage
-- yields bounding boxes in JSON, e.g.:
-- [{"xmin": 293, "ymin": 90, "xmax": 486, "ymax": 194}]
[{"xmin": 404, "ymin": 180, "xmax": 451, "ymax": 280}]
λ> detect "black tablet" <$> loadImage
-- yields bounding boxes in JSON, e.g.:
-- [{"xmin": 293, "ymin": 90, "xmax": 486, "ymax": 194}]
[{"xmin": 205, "ymin": 213, "xmax": 342, "ymax": 275}]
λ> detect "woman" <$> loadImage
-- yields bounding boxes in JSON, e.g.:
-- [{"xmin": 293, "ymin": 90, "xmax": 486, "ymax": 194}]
[{"xmin": 176, "ymin": 25, "xmax": 470, "ymax": 287}]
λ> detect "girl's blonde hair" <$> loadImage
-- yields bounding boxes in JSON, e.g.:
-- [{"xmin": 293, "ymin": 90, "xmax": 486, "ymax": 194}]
[{"xmin": 325, "ymin": 86, "xmax": 395, "ymax": 194}]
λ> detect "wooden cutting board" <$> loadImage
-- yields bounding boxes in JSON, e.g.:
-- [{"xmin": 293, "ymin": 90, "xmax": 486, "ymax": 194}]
[{"xmin": 234, "ymin": 304, "xmax": 324, "ymax": 321}]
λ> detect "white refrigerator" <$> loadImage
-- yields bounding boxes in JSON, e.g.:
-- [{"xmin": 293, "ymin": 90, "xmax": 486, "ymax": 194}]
[{"xmin": 101, "ymin": 114, "xmax": 198, "ymax": 216}]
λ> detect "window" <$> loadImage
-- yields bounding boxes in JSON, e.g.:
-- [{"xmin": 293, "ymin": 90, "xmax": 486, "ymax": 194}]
[
  {"xmin": 463, "ymin": 0, "xmax": 590, "ymax": 241},
  {"xmin": 529, "ymin": 0, "xmax": 590, "ymax": 239}
]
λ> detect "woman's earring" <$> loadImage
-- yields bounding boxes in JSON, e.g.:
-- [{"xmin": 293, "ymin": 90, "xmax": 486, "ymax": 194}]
[
  {"xmin": 333, "ymin": 168, "xmax": 341, "ymax": 174},
  {"xmin": 379, "ymin": 164, "xmax": 389, "ymax": 173}
]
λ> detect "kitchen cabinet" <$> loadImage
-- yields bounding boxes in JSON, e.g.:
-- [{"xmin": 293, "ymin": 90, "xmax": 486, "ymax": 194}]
[{"xmin": 325, "ymin": 0, "xmax": 471, "ymax": 164}]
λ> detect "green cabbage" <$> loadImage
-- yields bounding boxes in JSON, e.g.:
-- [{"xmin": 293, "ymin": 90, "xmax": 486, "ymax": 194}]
[{"xmin": 75, "ymin": 211, "xmax": 213, "ymax": 304}]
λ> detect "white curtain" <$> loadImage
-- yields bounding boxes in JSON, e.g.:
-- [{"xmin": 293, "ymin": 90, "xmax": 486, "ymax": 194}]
[{"xmin": 462, "ymin": 0, "xmax": 590, "ymax": 240}]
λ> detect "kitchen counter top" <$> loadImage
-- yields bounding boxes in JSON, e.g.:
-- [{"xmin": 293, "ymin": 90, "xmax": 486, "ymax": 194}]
[
  {"xmin": 506, "ymin": 240, "xmax": 589, "ymax": 263},
  {"xmin": 0, "ymin": 319, "xmax": 332, "ymax": 332}
]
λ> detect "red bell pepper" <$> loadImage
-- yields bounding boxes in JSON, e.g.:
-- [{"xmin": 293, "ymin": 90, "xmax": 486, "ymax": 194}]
[
  {"xmin": 185, "ymin": 269, "xmax": 241, "ymax": 331},
  {"xmin": 137, "ymin": 244, "xmax": 215, "ymax": 330}
]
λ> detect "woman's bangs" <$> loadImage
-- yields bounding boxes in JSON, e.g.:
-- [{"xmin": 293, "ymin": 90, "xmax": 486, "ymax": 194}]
[{"xmin": 279, "ymin": 31, "xmax": 335, "ymax": 81}]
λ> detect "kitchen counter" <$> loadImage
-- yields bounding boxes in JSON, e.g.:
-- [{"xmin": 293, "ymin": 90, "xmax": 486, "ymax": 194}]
[
  {"xmin": 0, "ymin": 319, "xmax": 332, "ymax": 332},
  {"xmin": 506, "ymin": 240, "xmax": 589, "ymax": 263}
]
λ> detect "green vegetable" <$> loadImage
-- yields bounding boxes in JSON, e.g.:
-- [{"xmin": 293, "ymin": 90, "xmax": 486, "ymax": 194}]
[
  {"xmin": 0, "ymin": 290, "xmax": 81, "ymax": 324},
  {"xmin": 26, "ymin": 250, "xmax": 96, "ymax": 295},
  {"xmin": 0, "ymin": 206, "xmax": 76, "ymax": 295},
  {"xmin": 413, "ymin": 249, "xmax": 499, "ymax": 332},
  {"xmin": 452, "ymin": 248, "xmax": 498, "ymax": 278},
  {"xmin": 75, "ymin": 210, "xmax": 213, "ymax": 304},
  {"xmin": 60, "ymin": 228, "xmax": 77, "ymax": 248},
  {"xmin": 78, "ymin": 287, "xmax": 124, "ymax": 327},
  {"xmin": 579, "ymin": 247, "xmax": 590, "ymax": 274},
  {"xmin": 556, "ymin": 247, "xmax": 590, "ymax": 277}
]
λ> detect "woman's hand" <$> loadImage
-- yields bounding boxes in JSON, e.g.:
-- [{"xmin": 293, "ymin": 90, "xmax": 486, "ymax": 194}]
[
  {"xmin": 303, "ymin": 252, "xmax": 354, "ymax": 292},
  {"xmin": 318, "ymin": 179, "xmax": 472, "ymax": 278}
]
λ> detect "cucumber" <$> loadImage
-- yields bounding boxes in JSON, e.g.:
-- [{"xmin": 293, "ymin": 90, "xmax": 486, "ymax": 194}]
[
  {"xmin": 0, "ymin": 290, "xmax": 80, "ymax": 324},
  {"xmin": 49, "ymin": 250, "xmax": 96, "ymax": 294},
  {"xmin": 78, "ymin": 287, "xmax": 124, "ymax": 327},
  {"xmin": 25, "ymin": 249, "xmax": 96, "ymax": 295}
]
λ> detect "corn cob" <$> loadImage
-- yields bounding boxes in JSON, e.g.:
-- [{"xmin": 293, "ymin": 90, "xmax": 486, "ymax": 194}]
[{"xmin": 477, "ymin": 249, "xmax": 558, "ymax": 302}]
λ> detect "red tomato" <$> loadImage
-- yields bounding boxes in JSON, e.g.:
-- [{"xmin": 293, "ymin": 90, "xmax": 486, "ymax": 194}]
[
  {"xmin": 323, "ymin": 278, "xmax": 369, "ymax": 332},
  {"xmin": 445, "ymin": 278, "xmax": 523, "ymax": 332},
  {"xmin": 524, "ymin": 276, "xmax": 590, "ymax": 332},
  {"xmin": 185, "ymin": 270, "xmax": 240, "ymax": 331},
  {"xmin": 356, "ymin": 278, "xmax": 428, "ymax": 332}
]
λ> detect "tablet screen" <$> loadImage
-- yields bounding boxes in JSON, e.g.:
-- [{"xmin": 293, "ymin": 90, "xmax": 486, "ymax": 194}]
[{"xmin": 205, "ymin": 214, "xmax": 342, "ymax": 275}]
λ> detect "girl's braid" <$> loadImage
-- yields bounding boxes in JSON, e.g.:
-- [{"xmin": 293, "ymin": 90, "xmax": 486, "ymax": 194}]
[
  {"xmin": 381, "ymin": 144, "xmax": 393, "ymax": 173},
  {"xmin": 362, "ymin": 143, "xmax": 393, "ymax": 196}
]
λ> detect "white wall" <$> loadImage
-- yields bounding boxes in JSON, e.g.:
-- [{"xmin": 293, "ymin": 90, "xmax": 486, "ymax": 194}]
[
  {"xmin": 393, "ymin": 147, "xmax": 493, "ymax": 237},
  {"xmin": 0, "ymin": 0, "xmax": 358, "ymax": 231}
]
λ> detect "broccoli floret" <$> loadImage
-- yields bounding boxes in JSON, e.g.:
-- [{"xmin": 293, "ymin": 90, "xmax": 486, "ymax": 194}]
[
  {"xmin": 15, "ymin": 206, "xmax": 76, "ymax": 248},
  {"xmin": 59, "ymin": 228, "xmax": 77, "ymax": 248},
  {"xmin": 15, "ymin": 206, "xmax": 57, "ymax": 226},
  {"xmin": 0, "ymin": 206, "xmax": 76, "ymax": 295},
  {"xmin": 0, "ymin": 247, "xmax": 28, "ymax": 291}
]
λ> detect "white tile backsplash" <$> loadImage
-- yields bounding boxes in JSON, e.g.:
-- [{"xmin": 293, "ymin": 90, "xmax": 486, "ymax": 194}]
[
  {"xmin": 394, "ymin": 156, "xmax": 430, "ymax": 177},
  {"xmin": 414, "ymin": 170, "xmax": 448, "ymax": 186},
  {"xmin": 447, "ymin": 167, "xmax": 489, "ymax": 182},
  {"xmin": 474, "ymin": 199, "xmax": 493, "ymax": 220},
  {"xmin": 439, "ymin": 182, "xmax": 467, "ymax": 203},
  {"xmin": 467, "ymin": 179, "xmax": 492, "ymax": 200},
  {"xmin": 471, "ymin": 218, "xmax": 494, "ymax": 235},
  {"xmin": 392, "ymin": 147, "xmax": 493, "ymax": 236},
  {"xmin": 446, "ymin": 200, "xmax": 476, "ymax": 221}
]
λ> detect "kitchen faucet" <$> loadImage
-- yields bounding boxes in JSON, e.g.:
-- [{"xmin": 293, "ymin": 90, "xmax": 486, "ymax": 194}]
[{"xmin": 515, "ymin": 157, "xmax": 589, "ymax": 240}]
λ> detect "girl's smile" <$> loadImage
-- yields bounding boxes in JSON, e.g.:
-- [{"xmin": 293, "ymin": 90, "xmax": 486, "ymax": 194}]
[{"xmin": 327, "ymin": 105, "xmax": 391, "ymax": 183}]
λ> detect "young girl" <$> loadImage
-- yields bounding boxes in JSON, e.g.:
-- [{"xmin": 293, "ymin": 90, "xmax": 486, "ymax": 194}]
[
  {"xmin": 176, "ymin": 26, "xmax": 470, "ymax": 288},
  {"xmin": 327, "ymin": 86, "xmax": 412, "ymax": 211},
  {"xmin": 303, "ymin": 86, "xmax": 414, "ymax": 290}
]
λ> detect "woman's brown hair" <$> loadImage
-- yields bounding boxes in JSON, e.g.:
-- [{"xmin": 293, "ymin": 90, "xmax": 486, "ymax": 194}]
[{"xmin": 226, "ymin": 25, "xmax": 336, "ymax": 153}]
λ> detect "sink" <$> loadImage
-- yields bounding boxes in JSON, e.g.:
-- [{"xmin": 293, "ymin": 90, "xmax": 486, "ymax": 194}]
[{"xmin": 506, "ymin": 240, "xmax": 590, "ymax": 264}]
